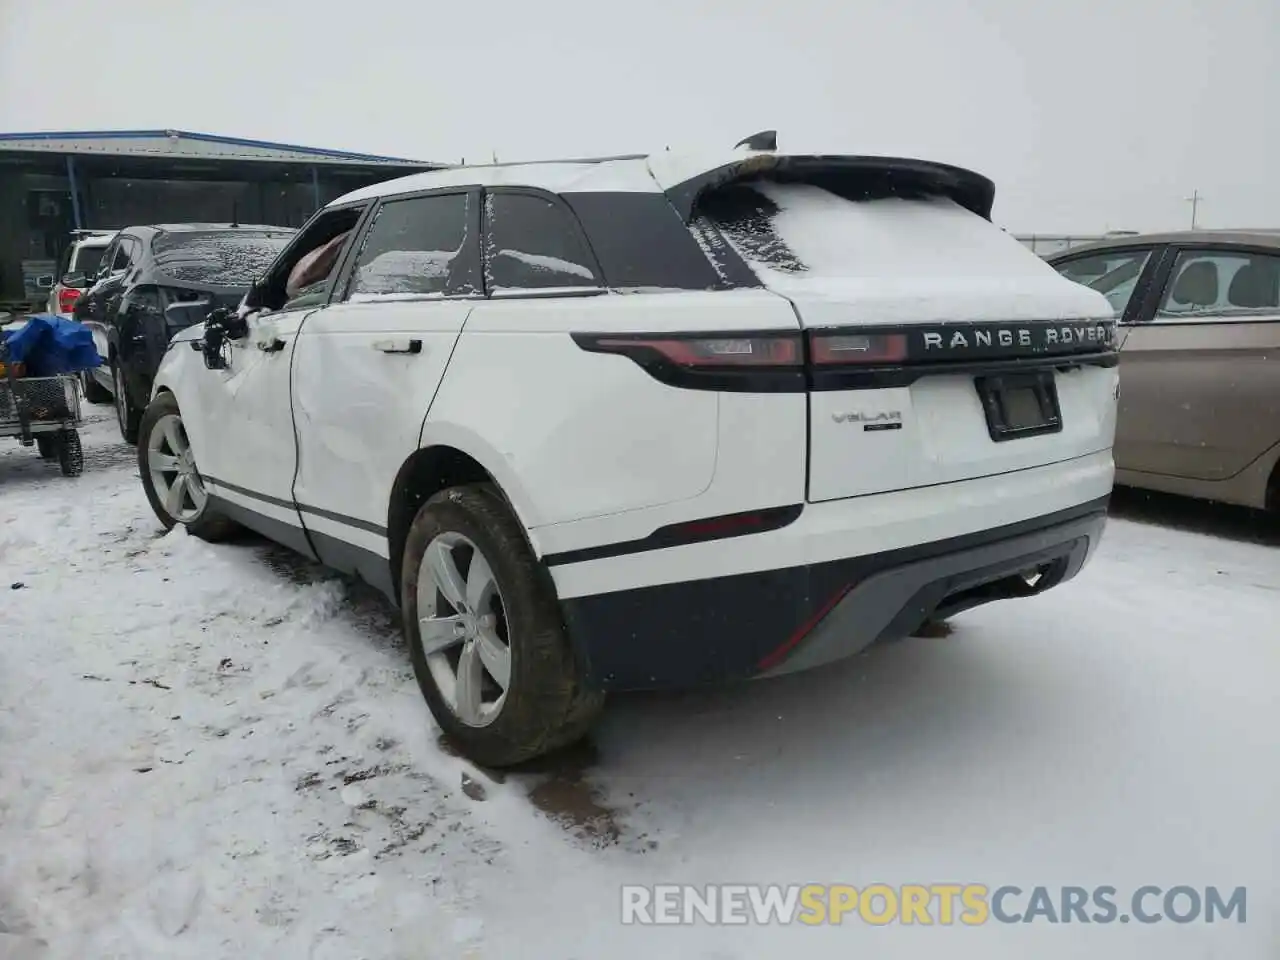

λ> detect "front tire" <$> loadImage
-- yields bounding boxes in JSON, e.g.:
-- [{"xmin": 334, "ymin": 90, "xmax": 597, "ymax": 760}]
[
  {"xmin": 138, "ymin": 392, "xmax": 235, "ymax": 541},
  {"xmin": 113, "ymin": 360, "xmax": 141, "ymax": 445},
  {"xmin": 402, "ymin": 485, "xmax": 604, "ymax": 768}
]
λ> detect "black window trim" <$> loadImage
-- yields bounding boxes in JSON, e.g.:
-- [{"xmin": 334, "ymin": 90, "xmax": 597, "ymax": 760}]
[
  {"xmin": 480, "ymin": 186, "xmax": 607, "ymax": 299},
  {"xmin": 254, "ymin": 200, "xmax": 374, "ymax": 314},
  {"xmin": 1050, "ymin": 244, "xmax": 1164, "ymax": 326},
  {"xmin": 332, "ymin": 186, "xmax": 484, "ymax": 305},
  {"xmin": 1140, "ymin": 242, "xmax": 1280, "ymax": 327}
]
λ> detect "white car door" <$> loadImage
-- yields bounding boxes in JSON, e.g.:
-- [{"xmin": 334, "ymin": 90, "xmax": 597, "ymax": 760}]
[
  {"xmin": 193, "ymin": 305, "xmax": 317, "ymax": 555},
  {"xmin": 191, "ymin": 209, "xmax": 371, "ymax": 556},
  {"xmin": 289, "ymin": 189, "xmax": 480, "ymax": 589}
]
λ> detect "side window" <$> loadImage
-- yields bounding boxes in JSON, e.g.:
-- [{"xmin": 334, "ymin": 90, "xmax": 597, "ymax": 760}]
[
  {"xmin": 1157, "ymin": 250, "xmax": 1280, "ymax": 320},
  {"xmin": 1053, "ymin": 249, "xmax": 1152, "ymax": 318},
  {"xmin": 484, "ymin": 192, "xmax": 600, "ymax": 292},
  {"xmin": 112, "ymin": 239, "xmax": 134, "ymax": 272},
  {"xmin": 96, "ymin": 241, "xmax": 119, "ymax": 279},
  {"xmin": 261, "ymin": 206, "xmax": 366, "ymax": 312},
  {"xmin": 346, "ymin": 193, "xmax": 473, "ymax": 300}
]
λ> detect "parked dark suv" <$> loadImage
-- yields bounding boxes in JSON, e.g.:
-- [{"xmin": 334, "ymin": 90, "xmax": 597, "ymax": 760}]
[{"xmin": 74, "ymin": 223, "xmax": 295, "ymax": 442}]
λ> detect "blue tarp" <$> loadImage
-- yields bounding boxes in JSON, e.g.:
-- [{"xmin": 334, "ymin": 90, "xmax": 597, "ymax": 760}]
[{"xmin": 1, "ymin": 314, "xmax": 102, "ymax": 377}]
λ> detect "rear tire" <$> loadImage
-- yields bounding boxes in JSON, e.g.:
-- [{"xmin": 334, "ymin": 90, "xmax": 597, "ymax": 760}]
[
  {"xmin": 113, "ymin": 360, "xmax": 140, "ymax": 445},
  {"xmin": 138, "ymin": 392, "xmax": 236, "ymax": 541},
  {"xmin": 402, "ymin": 484, "xmax": 604, "ymax": 768}
]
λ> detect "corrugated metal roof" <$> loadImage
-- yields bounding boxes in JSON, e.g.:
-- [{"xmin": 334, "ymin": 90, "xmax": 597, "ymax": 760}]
[{"xmin": 0, "ymin": 129, "xmax": 436, "ymax": 168}]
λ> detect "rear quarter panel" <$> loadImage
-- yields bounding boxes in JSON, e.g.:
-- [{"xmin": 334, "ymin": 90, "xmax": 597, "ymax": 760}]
[{"xmin": 423, "ymin": 289, "xmax": 802, "ymax": 534}]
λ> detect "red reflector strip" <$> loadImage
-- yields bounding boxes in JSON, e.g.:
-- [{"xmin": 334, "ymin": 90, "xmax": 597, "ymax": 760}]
[
  {"xmin": 667, "ymin": 511, "xmax": 770, "ymax": 539},
  {"xmin": 756, "ymin": 583, "xmax": 854, "ymax": 672},
  {"xmin": 810, "ymin": 331, "xmax": 907, "ymax": 365}
]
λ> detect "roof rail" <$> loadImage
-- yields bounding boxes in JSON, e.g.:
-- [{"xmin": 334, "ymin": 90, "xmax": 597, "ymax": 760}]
[{"xmin": 438, "ymin": 152, "xmax": 648, "ymax": 170}]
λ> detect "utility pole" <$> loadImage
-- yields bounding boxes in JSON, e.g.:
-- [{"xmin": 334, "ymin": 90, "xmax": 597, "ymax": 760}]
[{"xmin": 1184, "ymin": 190, "xmax": 1204, "ymax": 229}]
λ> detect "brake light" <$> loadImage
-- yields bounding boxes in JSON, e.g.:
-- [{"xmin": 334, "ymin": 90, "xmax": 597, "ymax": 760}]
[
  {"xmin": 58, "ymin": 288, "xmax": 81, "ymax": 313},
  {"xmin": 809, "ymin": 330, "xmax": 907, "ymax": 365},
  {"xmin": 587, "ymin": 334, "xmax": 801, "ymax": 368}
]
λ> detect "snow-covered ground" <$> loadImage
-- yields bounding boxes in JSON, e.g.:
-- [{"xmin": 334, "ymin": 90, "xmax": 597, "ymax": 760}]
[{"xmin": 1, "ymin": 412, "xmax": 1276, "ymax": 959}]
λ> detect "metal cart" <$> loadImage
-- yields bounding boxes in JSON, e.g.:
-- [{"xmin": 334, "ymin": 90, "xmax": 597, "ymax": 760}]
[{"xmin": 0, "ymin": 336, "xmax": 85, "ymax": 477}]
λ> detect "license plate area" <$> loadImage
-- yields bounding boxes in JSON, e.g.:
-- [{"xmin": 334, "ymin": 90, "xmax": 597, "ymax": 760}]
[{"xmin": 974, "ymin": 370, "xmax": 1062, "ymax": 442}]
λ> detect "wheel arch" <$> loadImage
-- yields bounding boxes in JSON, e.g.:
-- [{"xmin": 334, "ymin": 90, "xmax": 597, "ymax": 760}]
[
  {"xmin": 386, "ymin": 433, "xmax": 544, "ymax": 605},
  {"xmin": 1266, "ymin": 450, "xmax": 1280, "ymax": 513}
]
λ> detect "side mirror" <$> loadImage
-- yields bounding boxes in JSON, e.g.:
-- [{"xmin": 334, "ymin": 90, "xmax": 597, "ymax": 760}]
[
  {"xmin": 36, "ymin": 275, "xmax": 54, "ymax": 290},
  {"xmin": 63, "ymin": 272, "xmax": 87, "ymax": 288},
  {"xmin": 242, "ymin": 279, "xmax": 266, "ymax": 311},
  {"xmin": 200, "ymin": 307, "xmax": 248, "ymax": 370},
  {"xmin": 165, "ymin": 300, "xmax": 213, "ymax": 330}
]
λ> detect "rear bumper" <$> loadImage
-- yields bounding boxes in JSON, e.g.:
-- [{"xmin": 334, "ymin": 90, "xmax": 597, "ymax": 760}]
[{"xmin": 559, "ymin": 496, "xmax": 1108, "ymax": 691}]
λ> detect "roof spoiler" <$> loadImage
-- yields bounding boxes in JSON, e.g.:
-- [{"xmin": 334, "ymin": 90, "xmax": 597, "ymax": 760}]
[{"xmin": 663, "ymin": 154, "xmax": 996, "ymax": 223}]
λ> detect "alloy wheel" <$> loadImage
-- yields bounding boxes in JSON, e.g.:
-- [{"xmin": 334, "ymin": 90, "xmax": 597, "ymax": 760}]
[
  {"xmin": 147, "ymin": 412, "xmax": 208, "ymax": 523},
  {"xmin": 417, "ymin": 532, "xmax": 513, "ymax": 728}
]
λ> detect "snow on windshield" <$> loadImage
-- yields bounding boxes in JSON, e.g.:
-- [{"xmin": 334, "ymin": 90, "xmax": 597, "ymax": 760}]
[
  {"xmin": 708, "ymin": 181, "xmax": 1050, "ymax": 286},
  {"xmin": 153, "ymin": 232, "xmax": 291, "ymax": 287},
  {"xmin": 699, "ymin": 180, "xmax": 1114, "ymax": 322}
]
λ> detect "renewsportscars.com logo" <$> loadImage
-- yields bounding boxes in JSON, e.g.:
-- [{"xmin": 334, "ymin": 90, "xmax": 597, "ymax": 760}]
[{"xmin": 621, "ymin": 884, "xmax": 1247, "ymax": 926}]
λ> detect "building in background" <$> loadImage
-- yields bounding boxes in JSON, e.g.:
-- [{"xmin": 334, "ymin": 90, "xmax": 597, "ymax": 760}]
[{"xmin": 0, "ymin": 129, "xmax": 440, "ymax": 308}]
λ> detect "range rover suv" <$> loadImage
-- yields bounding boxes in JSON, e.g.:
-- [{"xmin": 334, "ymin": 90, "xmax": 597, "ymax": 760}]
[{"xmin": 137, "ymin": 138, "xmax": 1119, "ymax": 766}]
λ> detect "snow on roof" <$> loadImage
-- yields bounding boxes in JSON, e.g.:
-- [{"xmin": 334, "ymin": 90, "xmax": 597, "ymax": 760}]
[
  {"xmin": 329, "ymin": 148, "xmax": 994, "ymax": 218},
  {"xmin": 330, "ymin": 156, "xmax": 663, "ymax": 205},
  {"xmin": 0, "ymin": 129, "xmax": 437, "ymax": 168},
  {"xmin": 329, "ymin": 148, "xmax": 817, "ymax": 205}
]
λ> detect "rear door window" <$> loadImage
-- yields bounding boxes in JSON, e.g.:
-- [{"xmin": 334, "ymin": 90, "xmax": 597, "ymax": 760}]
[
  {"xmin": 1053, "ymin": 249, "xmax": 1154, "ymax": 318},
  {"xmin": 483, "ymin": 192, "xmax": 601, "ymax": 292},
  {"xmin": 1156, "ymin": 249, "xmax": 1280, "ymax": 320},
  {"xmin": 345, "ymin": 192, "xmax": 476, "ymax": 300}
]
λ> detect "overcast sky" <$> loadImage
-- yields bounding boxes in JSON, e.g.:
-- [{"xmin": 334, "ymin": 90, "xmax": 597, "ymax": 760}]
[{"xmin": 1, "ymin": 0, "xmax": 1275, "ymax": 233}]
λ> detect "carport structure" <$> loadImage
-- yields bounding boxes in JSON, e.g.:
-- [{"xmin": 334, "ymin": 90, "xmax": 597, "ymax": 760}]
[{"xmin": 0, "ymin": 129, "xmax": 440, "ymax": 308}]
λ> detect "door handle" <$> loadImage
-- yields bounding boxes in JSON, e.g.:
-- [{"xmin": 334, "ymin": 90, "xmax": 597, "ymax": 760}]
[
  {"xmin": 258, "ymin": 338, "xmax": 286, "ymax": 353},
  {"xmin": 373, "ymin": 338, "xmax": 422, "ymax": 354}
]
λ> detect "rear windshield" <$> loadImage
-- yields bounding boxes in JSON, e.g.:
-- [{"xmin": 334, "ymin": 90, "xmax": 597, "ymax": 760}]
[
  {"xmin": 70, "ymin": 244, "xmax": 106, "ymax": 277},
  {"xmin": 152, "ymin": 231, "xmax": 292, "ymax": 286},
  {"xmin": 697, "ymin": 180, "xmax": 1043, "ymax": 288}
]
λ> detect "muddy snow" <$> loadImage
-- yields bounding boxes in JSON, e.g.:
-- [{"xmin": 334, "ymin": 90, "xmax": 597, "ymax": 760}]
[{"xmin": 1, "ymin": 412, "xmax": 1276, "ymax": 959}]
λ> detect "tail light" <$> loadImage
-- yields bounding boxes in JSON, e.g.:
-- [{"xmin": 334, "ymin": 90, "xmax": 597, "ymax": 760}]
[
  {"xmin": 580, "ymin": 333, "xmax": 801, "ymax": 369},
  {"xmin": 572, "ymin": 331, "xmax": 804, "ymax": 392},
  {"xmin": 809, "ymin": 330, "xmax": 907, "ymax": 365},
  {"xmin": 58, "ymin": 288, "xmax": 82, "ymax": 313}
]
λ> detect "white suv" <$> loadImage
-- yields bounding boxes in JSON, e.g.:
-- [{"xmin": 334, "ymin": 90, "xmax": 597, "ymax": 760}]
[
  {"xmin": 138, "ymin": 143, "xmax": 1118, "ymax": 766},
  {"xmin": 45, "ymin": 230, "xmax": 116, "ymax": 317}
]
